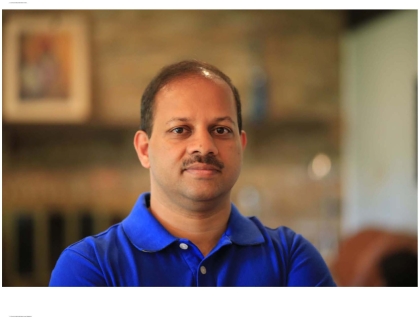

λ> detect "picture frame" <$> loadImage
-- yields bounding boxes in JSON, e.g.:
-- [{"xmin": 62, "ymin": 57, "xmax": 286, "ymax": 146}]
[{"xmin": 3, "ymin": 13, "xmax": 91, "ymax": 123}]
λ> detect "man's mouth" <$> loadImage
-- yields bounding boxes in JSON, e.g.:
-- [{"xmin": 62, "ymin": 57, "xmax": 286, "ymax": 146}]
[
  {"xmin": 185, "ymin": 164, "xmax": 220, "ymax": 171},
  {"xmin": 183, "ymin": 163, "xmax": 221, "ymax": 176}
]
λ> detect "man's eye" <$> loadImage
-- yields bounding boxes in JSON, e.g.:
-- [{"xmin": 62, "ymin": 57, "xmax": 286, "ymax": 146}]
[
  {"xmin": 214, "ymin": 127, "xmax": 230, "ymax": 135},
  {"xmin": 172, "ymin": 127, "xmax": 185, "ymax": 134}
]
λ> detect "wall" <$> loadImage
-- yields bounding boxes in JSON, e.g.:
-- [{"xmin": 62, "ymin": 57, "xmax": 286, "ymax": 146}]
[{"xmin": 341, "ymin": 10, "xmax": 418, "ymax": 236}]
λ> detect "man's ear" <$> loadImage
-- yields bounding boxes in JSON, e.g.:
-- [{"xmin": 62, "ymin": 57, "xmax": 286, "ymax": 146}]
[
  {"xmin": 240, "ymin": 130, "xmax": 247, "ymax": 150},
  {"xmin": 133, "ymin": 130, "xmax": 150, "ymax": 169}
]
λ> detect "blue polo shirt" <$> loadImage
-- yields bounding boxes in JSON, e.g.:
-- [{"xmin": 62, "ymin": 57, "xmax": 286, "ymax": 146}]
[{"xmin": 49, "ymin": 193, "xmax": 336, "ymax": 287}]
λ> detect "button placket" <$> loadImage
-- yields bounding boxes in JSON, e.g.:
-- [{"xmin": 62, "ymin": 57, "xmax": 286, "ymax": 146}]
[{"xmin": 177, "ymin": 240, "xmax": 204, "ymax": 285}]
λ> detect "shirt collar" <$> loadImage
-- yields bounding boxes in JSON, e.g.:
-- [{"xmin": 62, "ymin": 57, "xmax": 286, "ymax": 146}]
[{"xmin": 122, "ymin": 192, "xmax": 265, "ymax": 252}]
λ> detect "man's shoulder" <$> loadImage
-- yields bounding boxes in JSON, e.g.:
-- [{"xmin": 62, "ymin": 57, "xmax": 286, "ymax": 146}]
[
  {"xmin": 247, "ymin": 216, "xmax": 336, "ymax": 286},
  {"xmin": 247, "ymin": 216, "xmax": 299, "ymax": 241},
  {"xmin": 245, "ymin": 216, "xmax": 316, "ymax": 254}
]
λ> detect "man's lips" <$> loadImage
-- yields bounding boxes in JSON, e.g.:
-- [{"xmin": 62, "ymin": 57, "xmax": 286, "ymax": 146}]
[
  {"xmin": 183, "ymin": 163, "xmax": 221, "ymax": 175},
  {"xmin": 185, "ymin": 164, "xmax": 220, "ymax": 171}
]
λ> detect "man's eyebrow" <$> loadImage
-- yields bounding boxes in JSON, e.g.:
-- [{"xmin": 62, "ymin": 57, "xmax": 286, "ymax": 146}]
[
  {"xmin": 166, "ymin": 116, "xmax": 236, "ymax": 125},
  {"xmin": 214, "ymin": 116, "xmax": 236, "ymax": 125}
]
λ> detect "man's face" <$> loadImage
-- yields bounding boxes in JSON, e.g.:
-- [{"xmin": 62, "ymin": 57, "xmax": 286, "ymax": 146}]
[{"xmin": 136, "ymin": 75, "xmax": 247, "ymax": 206}]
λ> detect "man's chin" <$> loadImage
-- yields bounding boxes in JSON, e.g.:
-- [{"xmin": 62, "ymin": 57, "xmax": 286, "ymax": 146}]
[{"xmin": 181, "ymin": 188, "xmax": 226, "ymax": 203}]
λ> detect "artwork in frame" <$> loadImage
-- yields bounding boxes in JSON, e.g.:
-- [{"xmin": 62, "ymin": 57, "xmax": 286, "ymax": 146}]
[{"xmin": 3, "ymin": 14, "xmax": 91, "ymax": 123}]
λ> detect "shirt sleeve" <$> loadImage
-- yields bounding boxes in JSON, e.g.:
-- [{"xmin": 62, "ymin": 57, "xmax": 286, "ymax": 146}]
[
  {"xmin": 49, "ymin": 248, "xmax": 107, "ymax": 287},
  {"xmin": 286, "ymin": 230, "xmax": 336, "ymax": 287}
]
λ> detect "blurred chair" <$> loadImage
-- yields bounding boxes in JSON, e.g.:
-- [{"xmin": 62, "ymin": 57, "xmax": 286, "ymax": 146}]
[{"xmin": 330, "ymin": 228, "xmax": 418, "ymax": 286}]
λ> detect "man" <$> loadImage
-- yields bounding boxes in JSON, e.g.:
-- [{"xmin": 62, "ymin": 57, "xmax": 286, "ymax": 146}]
[{"xmin": 49, "ymin": 60, "xmax": 336, "ymax": 287}]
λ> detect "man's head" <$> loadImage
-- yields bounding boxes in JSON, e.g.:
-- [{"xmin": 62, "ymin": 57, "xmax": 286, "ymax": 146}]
[
  {"xmin": 140, "ymin": 60, "xmax": 242, "ymax": 137},
  {"xmin": 134, "ymin": 60, "xmax": 247, "ymax": 208}
]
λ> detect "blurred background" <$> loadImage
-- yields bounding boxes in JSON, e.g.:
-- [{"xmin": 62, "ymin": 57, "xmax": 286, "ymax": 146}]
[{"xmin": 2, "ymin": 9, "xmax": 417, "ymax": 287}]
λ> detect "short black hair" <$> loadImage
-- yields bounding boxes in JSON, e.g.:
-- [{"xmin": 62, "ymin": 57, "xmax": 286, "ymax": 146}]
[{"xmin": 140, "ymin": 60, "xmax": 242, "ymax": 137}]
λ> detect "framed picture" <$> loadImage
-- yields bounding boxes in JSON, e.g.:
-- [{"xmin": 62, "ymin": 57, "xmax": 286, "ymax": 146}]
[{"xmin": 3, "ymin": 14, "xmax": 91, "ymax": 123}]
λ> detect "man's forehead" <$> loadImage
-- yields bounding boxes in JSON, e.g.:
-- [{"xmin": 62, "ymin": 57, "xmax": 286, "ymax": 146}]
[
  {"xmin": 152, "ymin": 73, "xmax": 238, "ymax": 125},
  {"xmin": 156, "ymin": 76, "xmax": 234, "ymax": 105}
]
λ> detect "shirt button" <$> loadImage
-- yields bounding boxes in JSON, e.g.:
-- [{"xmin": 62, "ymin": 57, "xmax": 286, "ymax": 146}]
[
  {"xmin": 179, "ymin": 243, "xmax": 188, "ymax": 250},
  {"xmin": 200, "ymin": 266, "xmax": 207, "ymax": 274}
]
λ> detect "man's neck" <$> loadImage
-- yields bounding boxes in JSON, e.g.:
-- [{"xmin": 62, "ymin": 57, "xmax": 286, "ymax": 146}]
[{"xmin": 148, "ymin": 192, "xmax": 231, "ymax": 257}]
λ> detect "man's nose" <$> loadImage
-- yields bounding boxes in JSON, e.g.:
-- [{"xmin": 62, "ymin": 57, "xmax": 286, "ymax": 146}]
[{"xmin": 187, "ymin": 130, "xmax": 219, "ymax": 156}]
